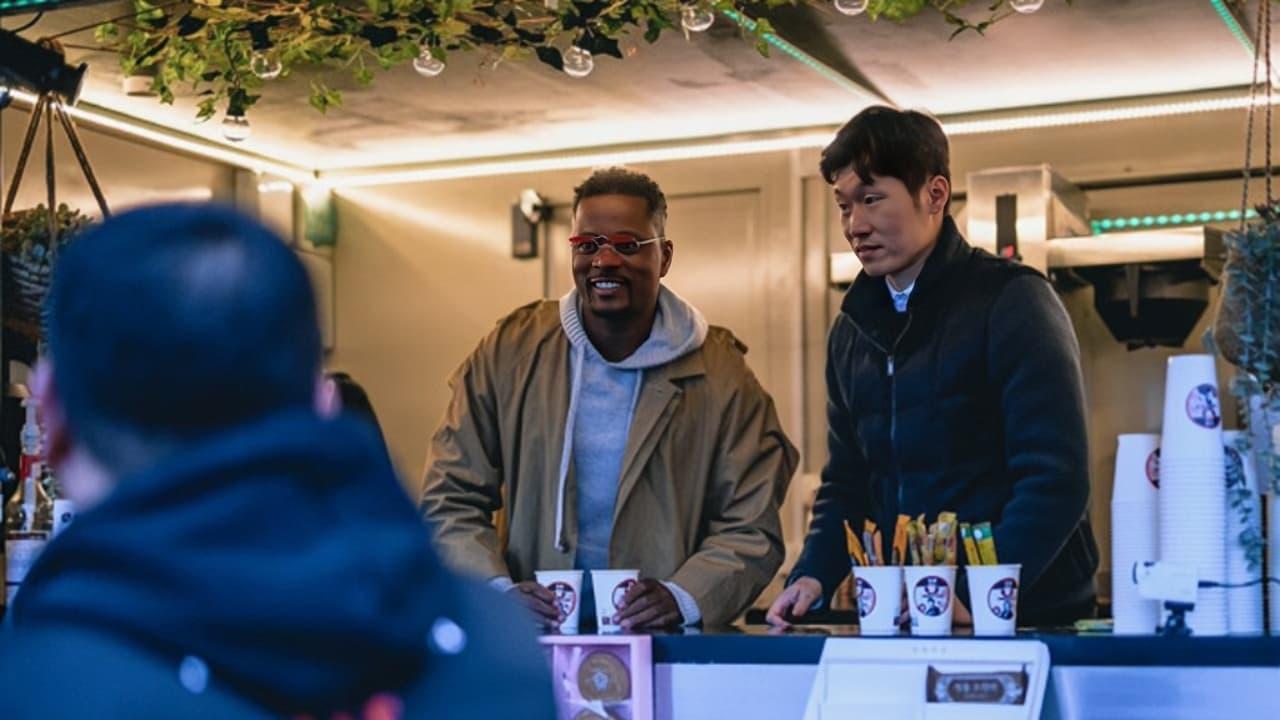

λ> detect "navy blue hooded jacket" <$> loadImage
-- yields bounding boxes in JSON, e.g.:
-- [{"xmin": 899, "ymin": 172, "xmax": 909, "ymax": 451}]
[{"xmin": 0, "ymin": 411, "xmax": 554, "ymax": 718}]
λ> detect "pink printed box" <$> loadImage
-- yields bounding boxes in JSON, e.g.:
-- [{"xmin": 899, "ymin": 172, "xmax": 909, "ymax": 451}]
[{"xmin": 539, "ymin": 634, "xmax": 653, "ymax": 720}]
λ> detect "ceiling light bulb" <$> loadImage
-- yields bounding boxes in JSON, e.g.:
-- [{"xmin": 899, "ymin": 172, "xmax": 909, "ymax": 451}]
[
  {"xmin": 833, "ymin": 0, "xmax": 868, "ymax": 17},
  {"xmin": 413, "ymin": 47, "xmax": 446, "ymax": 77},
  {"xmin": 1009, "ymin": 0, "xmax": 1045, "ymax": 14},
  {"xmin": 562, "ymin": 46, "xmax": 594, "ymax": 79},
  {"xmin": 250, "ymin": 51, "xmax": 282, "ymax": 80},
  {"xmin": 681, "ymin": 5, "xmax": 716, "ymax": 32},
  {"xmin": 221, "ymin": 114, "xmax": 251, "ymax": 142}
]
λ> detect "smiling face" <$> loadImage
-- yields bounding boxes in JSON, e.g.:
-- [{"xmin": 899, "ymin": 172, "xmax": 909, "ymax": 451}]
[
  {"xmin": 571, "ymin": 193, "xmax": 672, "ymax": 325},
  {"xmin": 833, "ymin": 169, "xmax": 949, "ymax": 288}
]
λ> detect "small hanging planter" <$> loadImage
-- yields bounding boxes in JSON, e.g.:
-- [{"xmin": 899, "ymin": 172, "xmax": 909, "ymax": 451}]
[
  {"xmin": 1, "ymin": 52, "xmax": 111, "ymax": 363},
  {"xmin": 1, "ymin": 204, "xmax": 93, "ymax": 352},
  {"xmin": 1210, "ymin": 0, "xmax": 1278, "ymax": 578},
  {"xmin": 1214, "ymin": 205, "xmax": 1280, "ymax": 394}
]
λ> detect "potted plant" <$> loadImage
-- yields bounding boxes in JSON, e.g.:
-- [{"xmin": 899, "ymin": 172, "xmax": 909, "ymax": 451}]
[{"xmin": 1, "ymin": 203, "xmax": 93, "ymax": 361}]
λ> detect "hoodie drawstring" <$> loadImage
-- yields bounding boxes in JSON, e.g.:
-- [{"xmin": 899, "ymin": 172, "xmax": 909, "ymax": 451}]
[{"xmin": 554, "ymin": 347, "xmax": 587, "ymax": 552}]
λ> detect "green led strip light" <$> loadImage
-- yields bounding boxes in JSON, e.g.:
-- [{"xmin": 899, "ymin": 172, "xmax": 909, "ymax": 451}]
[
  {"xmin": 1090, "ymin": 208, "xmax": 1257, "ymax": 234},
  {"xmin": 720, "ymin": 8, "xmax": 876, "ymax": 101},
  {"xmin": 1210, "ymin": 0, "xmax": 1252, "ymax": 50},
  {"xmin": 1209, "ymin": 0, "xmax": 1280, "ymax": 87},
  {"xmin": 0, "ymin": 0, "xmax": 68, "ymax": 12},
  {"xmin": 0, "ymin": 0, "xmax": 112, "ymax": 15}
]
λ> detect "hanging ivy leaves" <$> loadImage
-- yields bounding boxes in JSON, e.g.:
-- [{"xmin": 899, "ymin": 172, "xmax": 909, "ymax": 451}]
[
  {"xmin": 97, "ymin": 1, "xmax": 1040, "ymax": 124},
  {"xmin": 579, "ymin": 30, "xmax": 622, "ymax": 60},
  {"xmin": 176, "ymin": 13, "xmax": 206, "ymax": 37},
  {"xmin": 535, "ymin": 45, "xmax": 564, "ymax": 71},
  {"xmin": 358, "ymin": 24, "xmax": 399, "ymax": 47}
]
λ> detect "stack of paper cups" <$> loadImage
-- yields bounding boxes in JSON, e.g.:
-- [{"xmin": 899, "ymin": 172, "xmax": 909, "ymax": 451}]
[
  {"xmin": 1111, "ymin": 433, "xmax": 1161, "ymax": 634},
  {"xmin": 1159, "ymin": 355, "xmax": 1227, "ymax": 636},
  {"xmin": 1224, "ymin": 431, "xmax": 1265, "ymax": 634}
]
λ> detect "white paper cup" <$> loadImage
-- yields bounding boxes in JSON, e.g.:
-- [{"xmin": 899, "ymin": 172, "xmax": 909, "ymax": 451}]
[
  {"xmin": 535, "ymin": 570, "xmax": 584, "ymax": 634},
  {"xmin": 4, "ymin": 533, "xmax": 47, "ymax": 606},
  {"xmin": 1111, "ymin": 502, "xmax": 1161, "ymax": 635},
  {"xmin": 1161, "ymin": 355, "xmax": 1224, "ymax": 464},
  {"xmin": 1113, "ymin": 434, "xmax": 1160, "ymax": 503},
  {"xmin": 51, "ymin": 499, "xmax": 75, "ymax": 538},
  {"xmin": 852, "ymin": 565, "xmax": 903, "ymax": 635},
  {"xmin": 590, "ymin": 569, "xmax": 639, "ymax": 633},
  {"xmin": 904, "ymin": 565, "xmax": 956, "ymax": 636},
  {"xmin": 966, "ymin": 564, "xmax": 1021, "ymax": 636}
]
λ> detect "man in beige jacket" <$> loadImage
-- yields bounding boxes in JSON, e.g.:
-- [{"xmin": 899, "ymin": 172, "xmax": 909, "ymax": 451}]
[{"xmin": 421, "ymin": 167, "xmax": 797, "ymax": 629}]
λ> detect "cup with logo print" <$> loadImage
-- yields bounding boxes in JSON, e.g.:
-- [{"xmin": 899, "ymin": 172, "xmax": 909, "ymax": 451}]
[
  {"xmin": 590, "ymin": 569, "xmax": 640, "ymax": 633},
  {"xmin": 966, "ymin": 564, "xmax": 1021, "ymax": 636},
  {"xmin": 535, "ymin": 570, "xmax": 584, "ymax": 634},
  {"xmin": 904, "ymin": 565, "xmax": 957, "ymax": 636},
  {"xmin": 1160, "ymin": 354, "xmax": 1224, "ymax": 464},
  {"xmin": 852, "ymin": 564, "xmax": 903, "ymax": 635}
]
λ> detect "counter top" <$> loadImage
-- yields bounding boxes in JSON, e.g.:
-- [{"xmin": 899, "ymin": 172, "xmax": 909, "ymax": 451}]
[{"xmin": 630, "ymin": 626, "xmax": 1280, "ymax": 667}]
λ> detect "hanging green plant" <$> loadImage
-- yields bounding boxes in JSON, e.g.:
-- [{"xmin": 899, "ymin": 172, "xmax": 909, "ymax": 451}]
[
  {"xmin": 1, "ymin": 204, "xmax": 93, "ymax": 345},
  {"xmin": 82, "ymin": 0, "xmax": 1053, "ymax": 130},
  {"xmin": 1210, "ymin": 0, "xmax": 1279, "ymax": 573}
]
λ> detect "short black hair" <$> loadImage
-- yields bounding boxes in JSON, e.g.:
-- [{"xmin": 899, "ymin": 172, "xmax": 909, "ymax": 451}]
[
  {"xmin": 820, "ymin": 106, "xmax": 950, "ymax": 207},
  {"xmin": 47, "ymin": 203, "xmax": 322, "ymax": 475},
  {"xmin": 572, "ymin": 167, "xmax": 668, "ymax": 234}
]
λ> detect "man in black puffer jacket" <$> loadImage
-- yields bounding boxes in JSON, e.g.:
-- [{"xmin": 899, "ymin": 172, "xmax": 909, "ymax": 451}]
[
  {"xmin": 0, "ymin": 204, "xmax": 554, "ymax": 719},
  {"xmin": 768, "ymin": 107, "xmax": 1098, "ymax": 629}
]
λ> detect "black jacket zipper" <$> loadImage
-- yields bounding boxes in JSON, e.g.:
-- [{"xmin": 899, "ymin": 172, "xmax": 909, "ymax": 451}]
[
  {"xmin": 888, "ymin": 313, "xmax": 913, "ymax": 523},
  {"xmin": 849, "ymin": 311, "xmax": 913, "ymax": 525}
]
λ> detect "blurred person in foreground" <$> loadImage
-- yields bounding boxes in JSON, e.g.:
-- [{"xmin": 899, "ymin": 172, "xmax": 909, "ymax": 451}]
[
  {"xmin": 0, "ymin": 203, "xmax": 553, "ymax": 719},
  {"xmin": 321, "ymin": 371, "xmax": 387, "ymax": 446}
]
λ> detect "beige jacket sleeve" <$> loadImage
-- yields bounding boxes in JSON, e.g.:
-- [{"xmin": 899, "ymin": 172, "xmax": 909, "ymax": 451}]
[
  {"xmin": 669, "ymin": 371, "xmax": 797, "ymax": 626},
  {"xmin": 419, "ymin": 335, "xmax": 510, "ymax": 580}
]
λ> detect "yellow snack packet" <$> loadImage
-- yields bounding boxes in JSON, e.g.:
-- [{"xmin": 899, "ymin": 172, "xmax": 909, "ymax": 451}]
[
  {"xmin": 937, "ymin": 512, "xmax": 958, "ymax": 565},
  {"xmin": 892, "ymin": 515, "xmax": 910, "ymax": 565},
  {"xmin": 960, "ymin": 523, "xmax": 981, "ymax": 565},
  {"xmin": 844, "ymin": 520, "xmax": 869, "ymax": 566},
  {"xmin": 973, "ymin": 522, "xmax": 999, "ymax": 565}
]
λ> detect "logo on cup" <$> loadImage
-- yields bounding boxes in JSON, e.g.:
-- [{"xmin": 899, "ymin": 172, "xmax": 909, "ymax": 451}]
[
  {"xmin": 986, "ymin": 578, "xmax": 1018, "ymax": 621},
  {"xmin": 855, "ymin": 577, "xmax": 876, "ymax": 617},
  {"xmin": 1145, "ymin": 448, "xmax": 1160, "ymax": 489},
  {"xmin": 611, "ymin": 579, "xmax": 636, "ymax": 611},
  {"xmin": 913, "ymin": 575, "xmax": 951, "ymax": 617},
  {"xmin": 1184, "ymin": 384, "xmax": 1221, "ymax": 429},
  {"xmin": 548, "ymin": 581, "xmax": 577, "ymax": 617}
]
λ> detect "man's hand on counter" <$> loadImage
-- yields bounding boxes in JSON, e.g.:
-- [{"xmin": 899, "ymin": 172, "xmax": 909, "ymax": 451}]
[
  {"xmin": 616, "ymin": 579, "xmax": 682, "ymax": 630},
  {"xmin": 508, "ymin": 580, "xmax": 562, "ymax": 626},
  {"xmin": 765, "ymin": 577, "xmax": 823, "ymax": 628}
]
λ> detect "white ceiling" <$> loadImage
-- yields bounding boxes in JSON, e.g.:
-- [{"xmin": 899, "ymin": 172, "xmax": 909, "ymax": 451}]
[{"xmin": 2, "ymin": 0, "xmax": 1263, "ymax": 170}]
